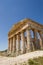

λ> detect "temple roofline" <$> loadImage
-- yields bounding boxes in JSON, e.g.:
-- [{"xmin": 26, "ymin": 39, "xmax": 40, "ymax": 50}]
[{"xmin": 8, "ymin": 18, "xmax": 43, "ymax": 36}]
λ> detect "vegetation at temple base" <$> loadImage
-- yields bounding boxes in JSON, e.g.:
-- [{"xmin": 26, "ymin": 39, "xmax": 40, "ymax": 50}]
[
  {"xmin": 28, "ymin": 57, "xmax": 43, "ymax": 65},
  {"xmin": 16, "ymin": 57, "xmax": 43, "ymax": 65},
  {"xmin": 0, "ymin": 50, "xmax": 43, "ymax": 65}
]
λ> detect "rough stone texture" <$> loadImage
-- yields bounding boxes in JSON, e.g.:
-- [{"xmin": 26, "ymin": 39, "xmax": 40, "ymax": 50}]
[
  {"xmin": 21, "ymin": 31, "xmax": 25, "ymax": 54},
  {"xmin": 8, "ymin": 19, "xmax": 43, "ymax": 37},
  {"xmin": 26, "ymin": 28, "xmax": 31, "ymax": 52},
  {"xmin": 8, "ymin": 18, "xmax": 43, "ymax": 56},
  {"xmin": 13, "ymin": 36, "xmax": 16, "ymax": 52},
  {"xmin": 16, "ymin": 34, "xmax": 20, "ymax": 55}
]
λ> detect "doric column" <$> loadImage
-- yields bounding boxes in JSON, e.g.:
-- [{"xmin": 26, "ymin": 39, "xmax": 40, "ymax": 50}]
[
  {"xmin": 8, "ymin": 38, "xmax": 10, "ymax": 53},
  {"xmin": 21, "ymin": 31, "xmax": 25, "ymax": 54},
  {"xmin": 10, "ymin": 38, "xmax": 13, "ymax": 53},
  {"xmin": 34, "ymin": 30, "xmax": 38, "ymax": 40},
  {"xmin": 13, "ymin": 36, "xmax": 16, "ymax": 53},
  {"xmin": 9, "ymin": 38, "xmax": 11, "ymax": 53},
  {"xmin": 39, "ymin": 32, "xmax": 43, "ymax": 49},
  {"xmin": 33, "ymin": 30, "xmax": 38, "ymax": 49},
  {"xmin": 16, "ymin": 34, "xmax": 20, "ymax": 55},
  {"xmin": 26, "ymin": 28, "xmax": 31, "ymax": 52}
]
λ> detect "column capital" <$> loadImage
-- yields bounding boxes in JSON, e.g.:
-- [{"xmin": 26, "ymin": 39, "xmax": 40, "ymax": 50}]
[
  {"xmin": 26, "ymin": 27, "xmax": 31, "ymax": 30},
  {"xmin": 39, "ymin": 31, "xmax": 43, "ymax": 34},
  {"xmin": 13, "ymin": 35, "xmax": 16, "ymax": 38},
  {"xmin": 16, "ymin": 34, "xmax": 20, "ymax": 39},
  {"xmin": 33, "ymin": 29, "xmax": 38, "ymax": 32},
  {"xmin": 21, "ymin": 30, "xmax": 25, "ymax": 33}
]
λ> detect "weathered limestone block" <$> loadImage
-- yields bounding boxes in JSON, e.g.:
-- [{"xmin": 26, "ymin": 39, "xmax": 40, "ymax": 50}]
[
  {"xmin": 26, "ymin": 28, "xmax": 31, "ymax": 52},
  {"xmin": 21, "ymin": 31, "xmax": 25, "ymax": 54},
  {"xmin": 13, "ymin": 36, "xmax": 16, "ymax": 52},
  {"xmin": 10, "ymin": 38, "xmax": 13, "ymax": 53},
  {"xmin": 33, "ymin": 30, "xmax": 38, "ymax": 49},
  {"xmin": 39, "ymin": 32, "xmax": 43, "ymax": 49},
  {"xmin": 8, "ymin": 39, "xmax": 10, "ymax": 53},
  {"xmin": 8, "ymin": 19, "xmax": 43, "ymax": 56},
  {"xmin": 16, "ymin": 34, "xmax": 20, "ymax": 55}
]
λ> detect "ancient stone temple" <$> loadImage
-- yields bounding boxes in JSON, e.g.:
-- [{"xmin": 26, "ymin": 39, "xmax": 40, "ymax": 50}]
[{"xmin": 8, "ymin": 18, "xmax": 43, "ymax": 55}]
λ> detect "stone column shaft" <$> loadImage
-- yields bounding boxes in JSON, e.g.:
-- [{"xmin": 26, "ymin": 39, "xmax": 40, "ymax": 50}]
[
  {"xmin": 17, "ymin": 35, "xmax": 20, "ymax": 51},
  {"xmin": 26, "ymin": 28, "xmax": 31, "ymax": 52},
  {"xmin": 10, "ymin": 38, "xmax": 13, "ymax": 53},
  {"xmin": 33, "ymin": 30, "xmax": 38, "ymax": 50},
  {"xmin": 13, "ymin": 36, "xmax": 16, "ymax": 52},
  {"xmin": 34, "ymin": 30, "xmax": 38, "ymax": 40},
  {"xmin": 16, "ymin": 34, "xmax": 20, "ymax": 55},
  {"xmin": 21, "ymin": 31, "xmax": 25, "ymax": 54},
  {"xmin": 39, "ymin": 32, "xmax": 43, "ymax": 49},
  {"xmin": 8, "ymin": 39, "xmax": 10, "ymax": 53}
]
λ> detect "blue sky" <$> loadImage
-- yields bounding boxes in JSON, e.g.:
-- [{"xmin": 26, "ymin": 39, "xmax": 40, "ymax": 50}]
[{"xmin": 0, "ymin": 0, "xmax": 43, "ymax": 51}]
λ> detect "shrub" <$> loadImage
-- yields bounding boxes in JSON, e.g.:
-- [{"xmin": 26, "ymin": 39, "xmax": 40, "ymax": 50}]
[{"xmin": 28, "ymin": 59, "xmax": 39, "ymax": 65}]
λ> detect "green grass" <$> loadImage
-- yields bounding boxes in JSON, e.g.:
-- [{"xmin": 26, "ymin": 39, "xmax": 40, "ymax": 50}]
[
  {"xmin": 28, "ymin": 57, "xmax": 43, "ymax": 65},
  {"xmin": 20, "ymin": 57, "xmax": 43, "ymax": 65}
]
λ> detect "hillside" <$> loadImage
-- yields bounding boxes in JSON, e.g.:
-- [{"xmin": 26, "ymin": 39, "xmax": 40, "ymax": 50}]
[
  {"xmin": 0, "ymin": 50, "xmax": 43, "ymax": 65},
  {"xmin": 0, "ymin": 49, "xmax": 7, "ymax": 56}
]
